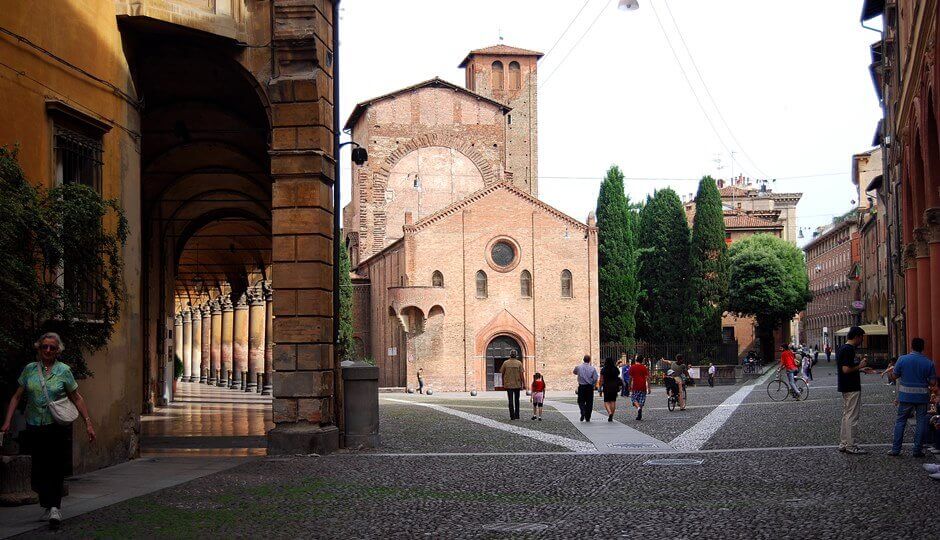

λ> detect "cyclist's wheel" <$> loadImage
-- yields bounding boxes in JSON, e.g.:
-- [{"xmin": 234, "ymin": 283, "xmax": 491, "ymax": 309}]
[
  {"xmin": 794, "ymin": 378, "xmax": 809, "ymax": 401},
  {"xmin": 667, "ymin": 396, "xmax": 676, "ymax": 411},
  {"xmin": 767, "ymin": 380, "xmax": 788, "ymax": 402}
]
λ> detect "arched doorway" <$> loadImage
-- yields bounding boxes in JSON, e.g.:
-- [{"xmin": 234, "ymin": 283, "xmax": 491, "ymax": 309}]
[{"xmin": 486, "ymin": 335, "xmax": 522, "ymax": 391}]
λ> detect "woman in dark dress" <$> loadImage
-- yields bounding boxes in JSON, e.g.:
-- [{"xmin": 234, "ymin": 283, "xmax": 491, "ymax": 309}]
[{"xmin": 599, "ymin": 357, "xmax": 622, "ymax": 422}]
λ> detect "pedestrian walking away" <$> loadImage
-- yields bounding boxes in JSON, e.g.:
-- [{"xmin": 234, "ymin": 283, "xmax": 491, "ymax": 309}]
[
  {"xmin": 1, "ymin": 333, "xmax": 97, "ymax": 530},
  {"xmin": 887, "ymin": 338, "xmax": 937, "ymax": 457},
  {"xmin": 629, "ymin": 357, "xmax": 650, "ymax": 421},
  {"xmin": 417, "ymin": 368, "xmax": 425, "ymax": 394},
  {"xmin": 801, "ymin": 351, "xmax": 814, "ymax": 384},
  {"xmin": 573, "ymin": 355, "xmax": 598, "ymax": 422},
  {"xmin": 619, "ymin": 356, "xmax": 631, "ymax": 397},
  {"xmin": 707, "ymin": 363, "xmax": 716, "ymax": 387},
  {"xmin": 499, "ymin": 351, "xmax": 525, "ymax": 420},
  {"xmin": 599, "ymin": 357, "xmax": 622, "ymax": 422},
  {"xmin": 826, "ymin": 344, "xmax": 832, "ymax": 363},
  {"xmin": 530, "ymin": 373, "xmax": 546, "ymax": 421},
  {"xmin": 837, "ymin": 327, "xmax": 874, "ymax": 454}
]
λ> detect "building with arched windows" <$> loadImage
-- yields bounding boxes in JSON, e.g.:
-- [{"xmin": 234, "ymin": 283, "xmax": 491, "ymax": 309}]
[{"xmin": 344, "ymin": 45, "xmax": 599, "ymax": 391}]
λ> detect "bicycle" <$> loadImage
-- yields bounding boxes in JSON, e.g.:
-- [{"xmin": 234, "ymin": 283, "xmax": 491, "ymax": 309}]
[
  {"xmin": 767, "ymin": 369, "xmax": 808, "ymax": 402},
  {"xmin": 665, "ymin": 378, "xmax": 688, "ymax": 412}
]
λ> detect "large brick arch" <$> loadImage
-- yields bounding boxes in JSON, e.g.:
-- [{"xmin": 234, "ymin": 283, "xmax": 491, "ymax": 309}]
[{"xmin": 369, "ymin": 132, "xmax": 501, "ymax": 254}]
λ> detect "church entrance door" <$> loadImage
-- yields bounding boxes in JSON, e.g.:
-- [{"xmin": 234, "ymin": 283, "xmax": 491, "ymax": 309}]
[{"xmin": 485, "ymin": 336, "xmax": 522, "ymax": 391}]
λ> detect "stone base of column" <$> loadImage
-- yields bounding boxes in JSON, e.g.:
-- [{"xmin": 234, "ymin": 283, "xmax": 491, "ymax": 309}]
[
  {"xmin": 230, "ymin": 377, "xmax": 240, "ymax": 390},
  {"xmin": 267, "ymin": 424, "xmax": 339, "ymax": 455},
  {"xmin": 209, "ymin": 375, "xmax": 217, "ymax": 385},
  {"xmin": 217, "ymin": 375, "xmax": 227, "ymax": 387},
  {"xmin": 200, "ymin": 372, "xmax": 208, "ymax": 384},
  {"xmin": 246, "ymin": 382, "xmax": 257, "ymax": 392}
]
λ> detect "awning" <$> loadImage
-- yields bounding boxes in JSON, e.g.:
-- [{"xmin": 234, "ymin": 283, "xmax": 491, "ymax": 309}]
[
  {"xmin": 834, "ymin": 324, "xmax": 889, "ymax": 336},
  {"xmin": 865, "ymin": 174, "xmax": 883, "ymax": 192}
]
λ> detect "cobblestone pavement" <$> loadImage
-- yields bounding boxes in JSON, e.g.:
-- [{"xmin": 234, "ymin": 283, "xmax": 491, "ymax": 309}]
[{"xmin": 22, "ymin": 365, "xmax": 940, "ymax": 539}]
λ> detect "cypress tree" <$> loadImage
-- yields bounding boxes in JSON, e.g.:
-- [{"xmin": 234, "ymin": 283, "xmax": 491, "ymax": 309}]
[
  {"xmin": 338, "ymin": 242, "xmax": 356, "ymax": 360},
  {"xmin": 636, "ymin": 188, "xmax": 693, "ymax": 343},
  {"xmin": 596, "ymin": 165, "xmax": 639, "ymax": 344},
  {"xmin": 689, "ymin": 176, "xmax": 729, "ymax": 343}
]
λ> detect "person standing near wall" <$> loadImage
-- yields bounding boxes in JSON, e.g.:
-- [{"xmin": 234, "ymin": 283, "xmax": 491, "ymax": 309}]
[
  {"xmin": 573, "ymin": 355, "xmax": 598, "ymax": 422},
  {"xmin": 1, "ymin": 333, "xmax": 96, "ymax": 530},
  {"xmin": 707, "ymin": 363, "xmax": 716, "ymax": 387},
  {"xmin": 888, "ymin": 338, "xmax": 937, "ymax": 457},
  {"xmin": 499, "ymin": 351, "xmax": 525, "ymax": 420}
]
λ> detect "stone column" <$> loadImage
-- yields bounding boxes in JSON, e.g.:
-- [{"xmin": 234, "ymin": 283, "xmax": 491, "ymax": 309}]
[
  {"xmin": 914, "ymin": 228, "xmax": 932, "ymax": 353},
  {"xmin": 181, "ymin": 308, "xmax": 193, "ymax": 382},
  {"xmin": 263, "ymin": 281, "xmax": 274, "ymax": 396},
  {"xmin": 925, "ymin": 208, "xmax": 940, "ymax": 367},
  {"xmin": 903, "ymin": 243, "xmax": 919, "ymax": 347},
  {"xmin": 173, "ymin": 313, "xmax": 183, "ymax": 377},
  {"xmin": 266, "ymin": 0, "xmax": 339, "ymax": 455},
  {"xmin": 210, "ymin": 299, "xmax": 222, "ymax": 385},
  {"xmin": 190, "ymin": 306, "xmax": 202, "ymax": 385},
  {"xmin": 200, "ymin": 304, "xmax": 212, "ymax": 383},
  {"xmin": 220, "ymin": 296, "xmax": 234, "ymax": 388},
  {"xmin": 233, "ymin": 292, "xmax": 249, "ymax": 390},
  {"xmin": 247, "ymin": 285, "xmax": 266, "ymax": 392}
]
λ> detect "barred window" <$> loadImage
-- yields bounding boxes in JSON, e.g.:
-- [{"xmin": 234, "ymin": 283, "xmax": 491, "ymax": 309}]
[
  {"xmin": 54, "ymin": 126, "xmax": 103, "ymax": 191},
  {"xmin": 561, "ymin": 269, "xmax": 572, "ymax": 298},
  {"xmin": 475, "ymin": 270, "xmax": 488, "ymax": 298},
  {"xmin": 54, "ymin": 124, "xmax": 104, "ymax": 319},
  {"xmin": 520, "ymin": 270, "xmax": 531, "ymax": 297},
  {"xmin": 432, "ymin": 270, "xmax": 444, "ymax": 287}
]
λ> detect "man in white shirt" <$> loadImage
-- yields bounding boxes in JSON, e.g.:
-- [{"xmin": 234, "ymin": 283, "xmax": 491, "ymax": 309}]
[
  {"xmin": 573, "ymin": 355, "xmax": 598, "ymax": 422},
  {"xmin": 707, "ymin": 363, "xmax": 717, "ymax": 387}
]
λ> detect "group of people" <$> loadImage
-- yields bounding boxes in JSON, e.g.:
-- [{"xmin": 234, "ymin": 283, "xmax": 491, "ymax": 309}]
[
  {"xmin": 575, "ymin": 354, "xmax": 651, "ymax": 422},
  {"xmin": 834, "ymin": 327, "xmax": 940, "ymax": 480}
]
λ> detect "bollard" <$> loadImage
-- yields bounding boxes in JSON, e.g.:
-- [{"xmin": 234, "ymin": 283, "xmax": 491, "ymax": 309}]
[
  {"xmin": 261, "ymin": 371, "xmax": 272, "ymax": 396},
  {"xmin": 341, "ymin": 360, "xmax": 379, "ymax": 448},
  {"xmin": 242, "ymin": 371, "xmax": 249, "ymax": 392},
  {"xmin": 256, "ymin": 373, "xmax": 263, "ymax": 393}
]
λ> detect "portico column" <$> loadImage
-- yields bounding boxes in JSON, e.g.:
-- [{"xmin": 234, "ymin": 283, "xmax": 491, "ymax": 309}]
[
  {"xmin": 200, "ymin": 304, "xmax": 212, "ymax": 383},
  {"xmin": 903, "ymin": 243, "xmax": 919, "ymax": 348},
  {"xmin": 925, "ymin": 208, "xmax": 940, "ymax": 370},
  {"xmin": 220, "ymin": 296, "xmax": 234, "ymax": 388},
  {"xmin": 248, "ymin": 285, "xmax": 266, "ymax": 392},
  {"xmin": 210, "ymin": 299, "xmax": 222, "ymax": 385},
  {"xmin": 173, "ymin": 313, "xmax": 183, "ymax": 371},
  {"xmin": 263, "ymin": 281, "xmax": 274, "ymax": 396},
  {"xmin": 914, "ymin": 228, "xmax": 932, "ymax": 354},
  {"xmin": 233, "ymin": 293, "xmax": 249, "ymax": 390},
  {"xmin": 190, "ymin": 306, "xmax": 202, "ymax": 384},
  {"xmin": 181, "ymin": 308, "xmax": 193, "ymax": 382}
]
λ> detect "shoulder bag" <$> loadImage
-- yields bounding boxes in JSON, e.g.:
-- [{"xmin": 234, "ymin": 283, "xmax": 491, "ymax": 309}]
[{"xmin": 38, "ymin": 364, "xmax": 79, "ymax": 425}]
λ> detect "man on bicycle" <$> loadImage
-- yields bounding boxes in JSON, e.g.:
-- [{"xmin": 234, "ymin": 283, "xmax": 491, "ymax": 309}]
[
  {"xmin": 667, "ymin": 355, "xmax": 689, "ymax": 410},
  {"xmin": 779, "ymin": 345, "xmax": 801, "ymax": 399}
]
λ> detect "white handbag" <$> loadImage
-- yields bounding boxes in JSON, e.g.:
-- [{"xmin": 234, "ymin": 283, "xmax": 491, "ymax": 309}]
[{"xmin": 38, "ymin": 364, "xmax": 79, "ymax": 425}]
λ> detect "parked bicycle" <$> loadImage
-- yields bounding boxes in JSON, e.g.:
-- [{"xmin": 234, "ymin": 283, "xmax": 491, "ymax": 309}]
[{"xmin": 767, "ymin": 369, "xmax": 808, "ymax": 402}]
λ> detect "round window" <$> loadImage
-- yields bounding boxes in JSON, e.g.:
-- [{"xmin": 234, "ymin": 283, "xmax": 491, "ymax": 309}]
[{"xmin": 491, "ymin": 241, "xmax": 516, "ymax": 268}]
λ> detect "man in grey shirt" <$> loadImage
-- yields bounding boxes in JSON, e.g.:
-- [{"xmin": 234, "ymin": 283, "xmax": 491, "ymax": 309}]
[{"xmin": 573, "ymin": 355, "xmax": 598, "ymax": 422}]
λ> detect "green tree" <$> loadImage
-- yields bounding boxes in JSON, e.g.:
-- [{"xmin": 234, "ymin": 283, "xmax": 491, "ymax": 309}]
[
  {"xmin": 689, "ymin": 176, "xmax": 729, "ymax": 343},
  {"xmin": 595, "ymin": 165, "xmax": 639, "ymax": 344},
  {"xmin": 0, "ymin": 146, "xmax": 127, "ymax": 398},
  {"xmin": 338, "ymin": 241, "xmax": 356, "ymax": 360},
  {"xmin": 727, "ymin": 234, "xmax": 811, "ymax": 361},
  {"xmin": 636, "ymin": 188, "xmax": 693, "ymax": 343}
]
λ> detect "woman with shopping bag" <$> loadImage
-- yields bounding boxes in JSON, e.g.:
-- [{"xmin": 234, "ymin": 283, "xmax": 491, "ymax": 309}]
[{"xmin": 1, "ymin": 332, "xmax": 96, "ymax": 529}]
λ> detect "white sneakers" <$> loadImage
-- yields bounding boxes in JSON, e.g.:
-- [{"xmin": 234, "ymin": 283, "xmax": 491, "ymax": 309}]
[{"xmin": 48, "ymin": 507, "xmax": 61, "ymax": 528}]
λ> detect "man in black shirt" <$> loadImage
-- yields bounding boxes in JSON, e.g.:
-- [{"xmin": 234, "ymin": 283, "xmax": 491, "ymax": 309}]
[{"xmin": 837, "ymin": 327, "xmax": 874, "ymax": 454}]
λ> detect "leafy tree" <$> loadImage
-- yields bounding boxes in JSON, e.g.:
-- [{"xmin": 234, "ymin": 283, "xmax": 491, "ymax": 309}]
[
  {"xmin": 727, "ymin": 234, "xmax": 811, "ymax": 361},
  {"xmin": 689, "ymin": 176, "xmax": 729, "ymax": 343},
  {"xmin": 338, "ymin": 241, "xmax": 356, "ymax": 360},
  {"xmin": 0, "ymin": 146, "xmax": 127, "ymax": 399},
  {"xmin": 595, "ymin": 165, "xmax": 639, "ymax": 345},
  {"xmin": 636, "ymin": 188, "xmax": 693, "ymax": 343}
]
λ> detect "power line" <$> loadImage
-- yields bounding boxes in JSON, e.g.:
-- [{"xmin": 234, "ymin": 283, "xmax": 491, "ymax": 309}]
[
  {"xmin": 541, "ymin": 0, "xmax": 615, "ymax": 87},
  {"xmin": 661, "ymin": 0, "xmax": 768, "ymax": 178},
  {"xmin": 648, "ymin": 1, "xmax": 751, "ymax": 178},
  {"xmin": 541, "ymin": 0, "xmax": 594, "ymax": 60}
]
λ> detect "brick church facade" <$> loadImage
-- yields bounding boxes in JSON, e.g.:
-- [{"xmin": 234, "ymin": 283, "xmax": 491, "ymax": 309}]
[{"xmin": 343, "ymin": 46, "xmax": 599, "ymax": 391}]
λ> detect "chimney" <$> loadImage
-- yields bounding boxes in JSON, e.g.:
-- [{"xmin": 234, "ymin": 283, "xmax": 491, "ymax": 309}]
[
  {"xmin": 404, "ymin": 211, "xmax": 414, "ymax": 226},
  {"xmin": 717, "ymin": 179, "xmax": 724, "ymax": 188}
]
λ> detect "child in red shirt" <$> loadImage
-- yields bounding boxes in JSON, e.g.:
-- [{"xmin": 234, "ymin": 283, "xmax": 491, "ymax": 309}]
[{"xmin": 530, "ymin": 373, "xmax": 546, "ymax": 421}]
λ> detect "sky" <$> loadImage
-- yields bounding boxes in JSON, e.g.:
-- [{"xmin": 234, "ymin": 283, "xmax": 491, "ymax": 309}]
[{"xmin": 337, "ymin": 0, "xmax": 883, "ymax": 246}]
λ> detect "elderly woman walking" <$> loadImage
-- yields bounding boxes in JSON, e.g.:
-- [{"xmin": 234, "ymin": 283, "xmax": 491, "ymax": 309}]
[{"xmin": 1, "ymin": 333, "xmax": 96, "ymax": 529}]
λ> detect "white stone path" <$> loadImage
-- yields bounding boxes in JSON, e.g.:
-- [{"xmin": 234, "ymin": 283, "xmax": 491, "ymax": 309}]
[{"xmin": 544, "ymin": 400, "xmax": 675, "ymax": 454}]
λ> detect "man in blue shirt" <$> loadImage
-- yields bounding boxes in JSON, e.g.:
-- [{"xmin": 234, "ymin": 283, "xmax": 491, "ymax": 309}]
[
  {"xmin": 573, "ymin": 355, "xmax": 598, "ymax": 422},
  {"xmin": 888, "ymin": 338, "xmax": 937, "ymax": 457}
]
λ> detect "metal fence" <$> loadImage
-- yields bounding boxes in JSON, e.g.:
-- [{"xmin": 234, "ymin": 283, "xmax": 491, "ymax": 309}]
[{"xmin": 600, "ymin": 341, "xmax": 739, "ymax": 366}]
